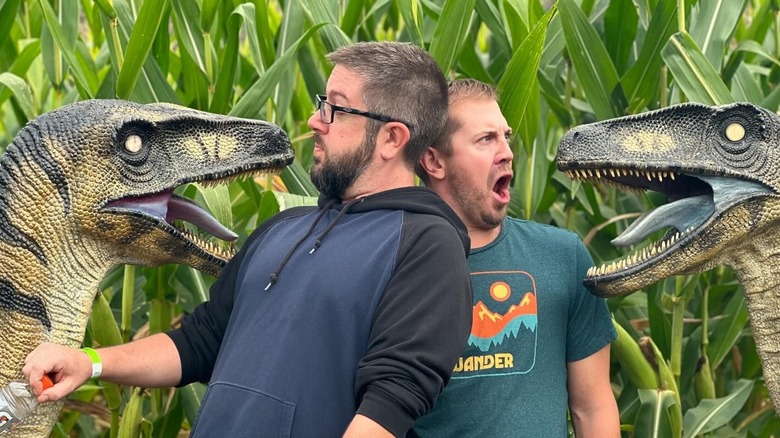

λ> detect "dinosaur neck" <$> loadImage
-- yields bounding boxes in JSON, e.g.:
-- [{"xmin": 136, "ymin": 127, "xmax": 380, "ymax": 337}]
[{"xmin": 729, "ymin": 231, "xmax": 780, "ymax": 410}]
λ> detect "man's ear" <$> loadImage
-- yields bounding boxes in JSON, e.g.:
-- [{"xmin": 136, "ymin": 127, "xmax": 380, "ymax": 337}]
[
  {"xmin": 419, "ymin": 147, "xmax": 446, "ymax": 181},
  {"xmin": 378, "ymin": 122, "xmax": 411, "ymax": 161}
]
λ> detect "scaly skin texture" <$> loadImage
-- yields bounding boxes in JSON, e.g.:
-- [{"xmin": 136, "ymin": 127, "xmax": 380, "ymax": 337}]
[
  {"xmin": 0, "ymin": 99, "xmax": 293, "ymax": 437},
  {"xmin": 555, "ymin": 102, "xmax": 780, "ymax": 412}
]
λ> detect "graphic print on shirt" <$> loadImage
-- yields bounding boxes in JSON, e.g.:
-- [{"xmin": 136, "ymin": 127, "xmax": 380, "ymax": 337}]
[{"xmin": 452, "ymin": 270, "xmax": 538, "ymax": 379}]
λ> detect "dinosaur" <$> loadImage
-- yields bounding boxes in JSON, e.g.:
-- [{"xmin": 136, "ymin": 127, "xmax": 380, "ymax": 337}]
[
  {"xmin": 554, "ymin": 101, "xmax": 780, "ymax": 412},
  {"xmin": 0, "ymin": 99, "xmax": 294, "ymax": 436}
]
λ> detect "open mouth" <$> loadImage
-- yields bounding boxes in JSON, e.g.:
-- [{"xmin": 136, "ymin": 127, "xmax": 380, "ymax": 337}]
[
  {"xmin": 493, "ymin": 174, "xmax": 512, "ymax": 203},
  {"xmin": 561, "ymin": 167, "xmax": 774, "ymax": 279},
  {"xmin": 102, "ymin": 171, "xmax": 282, "ymax": 261},
  {"xmin": 106, "ymin": 189, "xmax": 236, "ymax": 237}
]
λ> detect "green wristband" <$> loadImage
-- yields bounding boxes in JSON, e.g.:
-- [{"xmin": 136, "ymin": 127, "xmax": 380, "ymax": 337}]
[{"xmin": 81, "ymin": 347, "xmax": 103, "ymax": 379}]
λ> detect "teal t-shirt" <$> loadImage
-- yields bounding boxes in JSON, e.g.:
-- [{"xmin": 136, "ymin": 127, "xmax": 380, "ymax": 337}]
[{"xmin": 412, "ymin": 217, "xmax": 616, "ymax": 437}]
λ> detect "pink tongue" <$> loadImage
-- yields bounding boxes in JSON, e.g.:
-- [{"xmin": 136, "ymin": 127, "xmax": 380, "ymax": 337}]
[
  {"xmin": 168, "ymin": 195, "xmax": 238, "ymax": 241},
  {"xmin": 109, "ymin": 191, "xmax": 237, "ymax": 241}
]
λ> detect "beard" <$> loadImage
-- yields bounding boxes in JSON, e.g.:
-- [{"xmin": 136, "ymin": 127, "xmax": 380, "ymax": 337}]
[
  {"xmin": 447, "ymin": 169, "xmax": 506, "ymax": 230},
  {"xmin": 310, "ymin": 133, "xmax": 375, "ymax": 199}
]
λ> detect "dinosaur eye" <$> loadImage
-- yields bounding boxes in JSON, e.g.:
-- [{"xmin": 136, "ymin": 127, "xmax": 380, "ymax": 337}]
[
  {"xmin": 124, "ymin": 134, "xmax": 143, "ymax": 154},
  {"xmin": 725, "ymin": 123, "xmax": 745, "ymax": 142}
]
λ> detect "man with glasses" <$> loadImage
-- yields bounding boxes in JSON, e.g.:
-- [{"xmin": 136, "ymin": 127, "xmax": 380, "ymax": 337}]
[{"xmin": 22, "ymin": 42, "xmax": 473, "ymax": 437}]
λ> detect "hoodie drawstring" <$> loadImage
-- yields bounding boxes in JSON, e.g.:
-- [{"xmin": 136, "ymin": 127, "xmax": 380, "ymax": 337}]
[
  {"xmin": 309, "ymin": 198, "xmax": 362, "ymax": 254},
  {"xmin": 265, "ymin": 198, "xmax": 337, "ymax": 290}
]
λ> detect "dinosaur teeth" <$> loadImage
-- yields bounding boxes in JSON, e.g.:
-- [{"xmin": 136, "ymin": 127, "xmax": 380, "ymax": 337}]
[{"xmin": 589, "ymin": 226, "xmax": 697, "ymax": 278}]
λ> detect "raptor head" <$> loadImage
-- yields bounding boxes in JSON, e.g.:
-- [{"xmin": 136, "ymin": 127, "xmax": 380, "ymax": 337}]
[
  {"xmin": 9, "ymin": 99, "xmax": 294, "ymax": 276},
  {"xmin": 555, "ymin": 102, "xmax": 780, "ymax": 297}
]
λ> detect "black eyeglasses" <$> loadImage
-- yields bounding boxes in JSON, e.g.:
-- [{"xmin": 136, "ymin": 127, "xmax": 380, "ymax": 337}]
[{"xmin": 315, "ymin": 94, "xmax": 409, "ymax": 126}]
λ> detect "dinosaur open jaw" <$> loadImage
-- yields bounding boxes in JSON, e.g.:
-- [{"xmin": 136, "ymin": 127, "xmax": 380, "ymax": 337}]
[
  {"xmin": 562, "ymin": 166, "xmax": 774, "ymax": 282},
  {"xmin": 102, "ymin": 170, "xmax": 284, "ymax": 260}
]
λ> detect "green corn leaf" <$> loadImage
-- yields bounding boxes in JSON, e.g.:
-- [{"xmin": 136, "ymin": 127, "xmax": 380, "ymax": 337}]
[
  {"xmin": 41, "ymin": 0, "xmax": 78, "ymax": 87},
  {"xmin": 254, "ymin": 0, "xmax": 276, "ymax": 70},
  {"xmin": 558, "ymin": 0, "xmax": 619, "ymax": 120},
  {"xmin": 514, "ymin": 130, "xmax": 549, "ymax": 220},
  {"xmin": 273, "ymin": 192, "xmax": 319, "ymax": 210},
  {"xmin": 539, "ymin": 11, "xmax": 564, "ymax": 70},
  {"xmin": 604, "ymin": 0, "xmax": 637, "ymax": 75},
  {"xmin": 498, "ymin": 5, "xmax": 554, "ymax": 150},
  {"xmin": 0, "ymin": 73, "xmax": 35, "ymax": 120},
  {"xmin": 170, "ymin": 0, "xmax": 207, "ymax": 76},
  {"xmin": 269, "ymin": 0, "xmax": 304, "ymax": 125},
  {"xmin": 634, "ymin": 389, "xmax": 677, "ymax": 438},
  {"xmin": 688, "ymin": 0, "xmax": 747, "ymax": 69},
  {"xmin": 211, "ymin": 3, "xmax": 260, "ymax": 114},
  {"xmin": 299, "ymin": 0, "xmax": 350, "ymax": 52},
  {"xmin": 102, "ymin": 0, "xmax": 179, "ymax": 103},
  {"xmin": 503, "ymin": 0, "xmax": 530, "ymax": 52},
  {"xmin": 732, "ymin": 39, "xmax": 780, "ymax": 69},
  {"xmin": 730, "ymin": 63, "xmax": 763, "ymax": 104},
  {"xmin": 37, "ymin": 0, "xmax": 94, "ymax": 97},
  {"xmin": 200, "ymin": 0, "xmax": 220, "ymax": 31},
  {"xmin": 662, "ymin": 32, "xmax": 733, "ymax": 105},
  {"xmin": 682, "ymin": 379, "xmax": 754, "ymax": 438},
  {"xmin": 429, "ymin": 0, "xmax": 476, "ymax": 74},
  {"xmin": 280, "ymin": 160, "xmax": 319, "ymax": 197},
  {"xmin": 475, "ymin": 0, "xmax": 511, "ymax": 57},
  {"xmin": 180, "ymin": 383, "xmax": 207, "ymax": 428},
  {"xmin": 93, "ymin": 0, "xmax": 117, "ymax": 19},
  {"xmin": 457, "ymin": 33, "xmax": 493, "ymax": 84},
  {"xmin": 192, "ymin": 182, "xmax": 233, "ymax": 234},
  {"xmin": 0, "ymin": 40, "xmax": 41, "ymax": 107},
  {"xmin": 707, "ymin": 292, "xmax": 748, "ymax": 369},
  {"xmin": 229, "ymin": 23, "xmax": 325, "ymax": 119},
  {"xmin": 397, "ymin": 0, "xmax": 424, "ymax": 47},
  {"xmin": 622, "ymin": 0, "xmax": 677, "ymax": 112},
  {"xmin": 116, "ymin": 0, "xmax": 170, "ymax": 99},
  {"xmin": 340, "ymin": 0, "xmax": 365, "ymax": 37},
  {"xmin": 236, "ymin": 3, "xmax": 264, "ymax": 76},
  {"xmin": 0, "ymin": 0, "xmax": 22, "ymax": 50}
]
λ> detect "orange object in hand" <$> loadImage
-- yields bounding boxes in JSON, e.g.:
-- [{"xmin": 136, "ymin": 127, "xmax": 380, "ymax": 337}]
[{"xmin": 41, "ymin": 375, "xmax": 53, "ymax": 390}]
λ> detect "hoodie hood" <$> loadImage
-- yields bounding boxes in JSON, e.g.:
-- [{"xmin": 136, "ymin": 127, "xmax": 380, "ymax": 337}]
[
  {"xmin": 265, "ymin": 186, "xmax": 471, "ymax": 290},
  {"xmin": 318, "ymin": 186, "xmax": 471, "ymax": 256}
]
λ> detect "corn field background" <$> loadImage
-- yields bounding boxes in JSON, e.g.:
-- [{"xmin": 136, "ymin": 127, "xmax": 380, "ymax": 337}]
[{"xmin": 1, "ymin": 0, "xmax": 779, "ymax": 436}]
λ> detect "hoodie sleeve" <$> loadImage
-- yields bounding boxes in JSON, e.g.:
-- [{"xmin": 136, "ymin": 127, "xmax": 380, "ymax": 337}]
[{"xmin": 354, "ymin": 212, "xmax": 473, "ymax": 436}]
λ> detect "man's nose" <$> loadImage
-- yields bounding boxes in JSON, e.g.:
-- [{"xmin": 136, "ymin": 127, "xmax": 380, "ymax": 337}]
[
  {"xmin": 308, "ymin": 111, "xmax": 328, "ymax": 132},
  {"xmin": 497, "ymin": 138, "xmax": 514, "ymax": 163}
]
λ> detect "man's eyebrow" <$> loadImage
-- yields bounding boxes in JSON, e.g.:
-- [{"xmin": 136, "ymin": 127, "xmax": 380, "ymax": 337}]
[{"xmin": 328, "ymin": 90, "xmax": 349, "ymax": 103}]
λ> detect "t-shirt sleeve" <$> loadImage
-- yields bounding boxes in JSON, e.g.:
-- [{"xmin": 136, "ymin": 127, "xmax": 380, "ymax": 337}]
[
  {"xmin": 565, "ymin": 236, "xmax": 617, "ymax": 362},
  {"xmin": 354, "ymin": 214, "xmax": 473, "ymax": 436}
]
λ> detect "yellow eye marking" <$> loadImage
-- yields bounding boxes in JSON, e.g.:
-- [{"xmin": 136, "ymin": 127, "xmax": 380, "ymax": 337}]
[
  {"xmin": 125, "ymin": 134, "xmax": 143, "ymax": 154},
  {"xmin": 725, "ymin": 123, "xmax": 745, "ymax": 142}
]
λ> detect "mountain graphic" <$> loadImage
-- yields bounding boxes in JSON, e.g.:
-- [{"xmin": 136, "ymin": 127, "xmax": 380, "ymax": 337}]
[{"xmin": 469, "ymin": 292, "xmax": 537, "ymax": 352}]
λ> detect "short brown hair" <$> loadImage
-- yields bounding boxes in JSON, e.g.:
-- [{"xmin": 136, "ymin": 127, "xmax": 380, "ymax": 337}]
[{"xmin": 416, "ymin": 79, "xmax": 498, "ymax": 183}]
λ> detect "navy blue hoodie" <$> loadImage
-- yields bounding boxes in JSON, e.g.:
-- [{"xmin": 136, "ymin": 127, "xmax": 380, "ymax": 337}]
[{"xmin": 167, "ymin": 187, "xmax": 472, "ymax": 437}]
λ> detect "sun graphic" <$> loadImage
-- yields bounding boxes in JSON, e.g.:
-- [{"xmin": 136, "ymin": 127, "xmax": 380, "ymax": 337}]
[{"xmin": 489, "ymin": 281, "xmax": 511, "ymax": 302}]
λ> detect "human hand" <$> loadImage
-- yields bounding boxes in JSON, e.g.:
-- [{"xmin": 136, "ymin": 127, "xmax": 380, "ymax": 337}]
[{"xmin": 22, "ymin": 343, "xmax": 93, "ymax": 402}]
